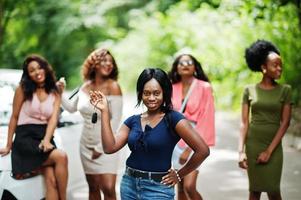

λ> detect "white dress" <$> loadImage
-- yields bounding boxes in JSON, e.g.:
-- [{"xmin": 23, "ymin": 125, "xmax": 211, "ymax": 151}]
[{"xmin": 62, "ymin": 89, "xmax": 122, "ymax": 174}]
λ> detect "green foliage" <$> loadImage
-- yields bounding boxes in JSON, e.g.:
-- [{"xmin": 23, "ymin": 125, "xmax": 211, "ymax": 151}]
[
  {"xmin": 0, "ymin": 0, "xmax": 149, "ymax": 87},
  {"xmin": 113, "ymin": 0, "xmax": 301, "ymax": 110},
  {"xmin": 1, "ymin": 0, "xmax": 301, "ymax": 109}
]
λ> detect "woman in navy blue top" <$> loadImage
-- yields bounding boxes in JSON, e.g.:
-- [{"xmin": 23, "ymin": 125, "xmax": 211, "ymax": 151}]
[{"xmin": 90, "ymin": 68, "xmax": 209, "ymax": 200}]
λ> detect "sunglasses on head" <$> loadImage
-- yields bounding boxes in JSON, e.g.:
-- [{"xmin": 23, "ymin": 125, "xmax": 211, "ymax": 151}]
[{"xmin": 178, "ymin": 60, "xmax": 194, "ymax": 66}]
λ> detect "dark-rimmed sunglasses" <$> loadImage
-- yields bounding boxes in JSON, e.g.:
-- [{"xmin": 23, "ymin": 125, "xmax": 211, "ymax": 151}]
[{"xmin": 178, "ymin": 60, "xmax": 194, "ymax": 67}]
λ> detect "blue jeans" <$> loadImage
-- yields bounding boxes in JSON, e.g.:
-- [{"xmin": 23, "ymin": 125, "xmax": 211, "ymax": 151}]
[{"xmin": 120, "ymin": 174, "xmax": 175, "ymax": 200}]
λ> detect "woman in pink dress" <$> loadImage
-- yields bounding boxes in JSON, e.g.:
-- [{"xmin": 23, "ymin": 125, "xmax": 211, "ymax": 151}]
[
  {"xmin": 0, "ymin": 55, "xmax": 68, "ymax": 200},
  {"xmin": 169, "ymin": 53, "xmax": 215, "ymax": 200}
]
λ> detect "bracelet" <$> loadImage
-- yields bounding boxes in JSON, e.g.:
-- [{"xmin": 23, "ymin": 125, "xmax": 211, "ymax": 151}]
[{"xmin": 175, "ymin": 170, "xmax": 182, "ymax": 182}]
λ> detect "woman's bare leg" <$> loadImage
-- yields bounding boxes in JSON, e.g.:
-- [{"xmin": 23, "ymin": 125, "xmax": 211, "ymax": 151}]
[
  {"xmin": 86, "ymin": 174, "xmax": 101, "ymax": 200},
  {"xmin": 42, "ymin": 166, "xmax": 59, "ymax": 200},
  {"xmin": 249, "ymin": 191, "xmax": 261, "ymax": 200},
  {"xmin": 182, "ymin": 170, "xmax": 202, "ymax": 200},
  {"xmin": 177, "ymin": 181, "xmax": 189, "ymax": 200},
  {"xmin": 267, "ymin": 192, "xmax": 282, "ymax": 200},
  {"xmin": 99, "ymin": 174, "xmax": 117, "ymax": 200},
  {"xmin": 86, "ymin": 173, "xmax": 117, "ymax": 200},
  {"xmin": 43, "ymin": 149, "xmax": 68, "ymax": 200}
]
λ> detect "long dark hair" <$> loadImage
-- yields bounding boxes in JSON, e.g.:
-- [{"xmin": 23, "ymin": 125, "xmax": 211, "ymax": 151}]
[
  {"xmin": 136, "ymin": 68, "xmax": 173, "ymax": 113},
  {"xmin": 21, "ymin": 54, "xmax": 58, "ymax": 100},
  {"xmin": 168, "ymin": 54, "xmax": 209, "ymax": 83}
]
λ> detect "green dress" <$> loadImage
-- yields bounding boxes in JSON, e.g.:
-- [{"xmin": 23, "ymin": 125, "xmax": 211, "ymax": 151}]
[{"xmin": 242, "ymin": 84, "xmax": 292, "ymax": 193}]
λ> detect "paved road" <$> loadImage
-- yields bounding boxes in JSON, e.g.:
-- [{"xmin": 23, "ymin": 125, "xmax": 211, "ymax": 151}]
[{"xmin": 62, "ymin": 94, "xmax": 301, "ymax": 200}]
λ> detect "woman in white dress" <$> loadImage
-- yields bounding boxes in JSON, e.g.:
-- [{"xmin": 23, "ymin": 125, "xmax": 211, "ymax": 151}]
[{"xmin": 59, "ymin": 49, "xmax": 122, "ymax": 200}]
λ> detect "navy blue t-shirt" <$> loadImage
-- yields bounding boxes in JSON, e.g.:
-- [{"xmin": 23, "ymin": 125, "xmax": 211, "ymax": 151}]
[{"xmin": 124, "ymin": 110, "xmax": 184, "ymax": 172}]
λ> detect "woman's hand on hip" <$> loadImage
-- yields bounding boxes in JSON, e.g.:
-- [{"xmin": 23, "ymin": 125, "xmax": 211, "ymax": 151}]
[{"xmin": 161, "ymin": 169, "xmax": 181, "ymax": 186}]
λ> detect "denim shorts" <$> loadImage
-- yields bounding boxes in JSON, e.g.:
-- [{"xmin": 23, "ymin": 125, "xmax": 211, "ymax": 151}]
[{"xmin": 120, "ymin": 173, "xmax": 175, "ymax": 200}]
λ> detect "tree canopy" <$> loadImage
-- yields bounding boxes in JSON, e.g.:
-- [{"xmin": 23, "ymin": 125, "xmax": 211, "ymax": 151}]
[{"xmin": 1, "ymin": 0, "xmax": 301, "ymax": 109}]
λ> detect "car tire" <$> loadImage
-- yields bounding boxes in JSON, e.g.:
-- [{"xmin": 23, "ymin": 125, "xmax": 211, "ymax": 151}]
[{"xmin": 1, "ymin": 189, "xmax": 17, "ymax": 200}]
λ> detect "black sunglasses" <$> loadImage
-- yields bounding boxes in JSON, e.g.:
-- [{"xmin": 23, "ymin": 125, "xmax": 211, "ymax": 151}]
[{"xmin": 178, "ymin": 60, "xmax": 194, "ymax": 66}]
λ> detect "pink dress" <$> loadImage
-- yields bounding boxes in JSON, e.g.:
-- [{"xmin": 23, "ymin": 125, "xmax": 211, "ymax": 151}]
[{"xmin": 172, "ymin": 78, "xmax": 215, "ymax": 147}]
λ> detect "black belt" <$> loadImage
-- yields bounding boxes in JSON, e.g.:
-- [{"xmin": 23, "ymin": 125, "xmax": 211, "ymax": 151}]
[{"xmin": 125, "ymin": 166, "xmax": 168, "ymax": 182}]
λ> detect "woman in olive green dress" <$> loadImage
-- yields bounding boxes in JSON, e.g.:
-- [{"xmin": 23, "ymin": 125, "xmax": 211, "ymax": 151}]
[{"xmin": 238, "ymin": 40, "xmax": 293, "ymax": 200}]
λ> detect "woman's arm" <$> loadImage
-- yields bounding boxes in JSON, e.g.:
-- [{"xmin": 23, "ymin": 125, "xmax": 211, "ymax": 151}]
[
  {"xmin": 90, "ymin": 91, "xmax": 128, "ymax": 154},
  {"xmin": 61, "ymin": 94, "xmax": 79, "ymax": 113},
  {"xmin": 174, "ymin": 119, "xmax": 210, "ymax": 180},
  {"xmin": 0, "ymin": 86, "xmax": 24, "ymax": 156},
  {"xmin": 57, "ymin": 78, "xmax": 79, "ymax": 113},
  {"xmin": 41, "ymin": 93, "xmax": 61, "ymax": 152},
  {"xmin": 238, "ymin": 103, "xmax": 249, "ymax": 169},
  {"xmin": 256, "ymin": 103, "xmax": 292, "ymax": 164},
  {"xmin": 94, "ymin": 82, "xmax": 123, "ymax": 153}
]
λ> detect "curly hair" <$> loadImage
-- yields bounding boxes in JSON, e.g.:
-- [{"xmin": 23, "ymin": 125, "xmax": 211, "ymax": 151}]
[
  {"xmin": 21, "ymin": 54, "xmax": 58, "ymax": 100},
  {"xmin": 136, "ymin": 68, "xmax": 173, "ymax": 113},
  {"xmin": 168, "ymin": 54, "xmax": 209, "ymax": 84},
  {"xmin": 245, "ymin": 40, "xmax": 280, "ymax": 72},
  {"xmin": 81, "ymin": 48, "xmax": 118, "ymax": 81}
]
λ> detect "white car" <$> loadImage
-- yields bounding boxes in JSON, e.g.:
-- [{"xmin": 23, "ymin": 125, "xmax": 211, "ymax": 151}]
[{"xmin": 0, "ymin": 69, "xmax": 82, "ymax": 200}]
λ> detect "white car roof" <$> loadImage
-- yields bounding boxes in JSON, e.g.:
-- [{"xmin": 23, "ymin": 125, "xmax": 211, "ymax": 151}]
[{"xmin": 0, "ymin": 69, "xmax": 22, "ymax": 85}]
